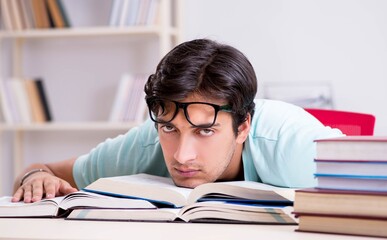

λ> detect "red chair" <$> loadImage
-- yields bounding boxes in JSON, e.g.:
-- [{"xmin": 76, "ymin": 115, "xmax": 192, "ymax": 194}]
[{"xmin": 304, "ymin": 108, "xmax": 376, "ymax": 136}]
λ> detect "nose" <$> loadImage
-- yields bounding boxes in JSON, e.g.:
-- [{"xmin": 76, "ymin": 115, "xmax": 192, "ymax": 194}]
[{"xmin": 173, "ymin": 134, "xmax": 197, "ymax": 165}]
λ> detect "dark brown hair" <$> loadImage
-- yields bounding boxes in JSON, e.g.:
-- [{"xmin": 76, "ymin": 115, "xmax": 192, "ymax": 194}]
[{"xmin": 145, "ymin": 39, "xmax": 257, "ymax": 133}]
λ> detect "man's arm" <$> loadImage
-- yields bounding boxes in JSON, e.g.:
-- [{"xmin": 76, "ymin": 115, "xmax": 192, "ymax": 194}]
[{"xmin": 12, "ymin": 158, "xmax": 78, "ymax": 203}]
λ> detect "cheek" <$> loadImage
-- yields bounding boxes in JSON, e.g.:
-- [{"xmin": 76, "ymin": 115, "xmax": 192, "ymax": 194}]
[
  {"xmin": 199, "ymin": 135, "xmax": 236, "ymax": 164},
  {"xmin": 159, "ymin": 135, "xmax": 176, "ymax": 159}
]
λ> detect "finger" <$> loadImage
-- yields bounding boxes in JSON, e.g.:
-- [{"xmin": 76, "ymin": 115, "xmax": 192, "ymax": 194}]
[
  {"xmin": 43, "ymin": 180, "xmax": 57, "ymax": 199},
  {"xmin": 11, "ymin": 187, "xmax": 24, "ymax": 202},
  {"xmin": 58, "ymin": 181, "xmax": 78, "ymax": 195},
  {"xmin": 31, "ymin": 180, "xmax": 45, "ymax": 202},
  {"xmin": 22, "ymin": 184, "xmax": 33, "ymax": 203}
]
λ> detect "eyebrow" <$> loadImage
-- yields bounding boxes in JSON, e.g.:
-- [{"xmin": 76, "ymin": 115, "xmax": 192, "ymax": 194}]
[
  {"xmin": 191, "ymin": 123, "xmax": 221, "ymax": 129},
  {"xmin": 159, "ymin": 122, "xmax": 222, "ymax": 129}
]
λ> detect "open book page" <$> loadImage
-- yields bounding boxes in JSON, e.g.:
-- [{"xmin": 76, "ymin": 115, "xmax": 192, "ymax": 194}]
[
  {"xmin": 187, "ymin": 181, "xmax": 295, "ymax": 205},
  {"xmin": 84, "ymin": 174, "xmax": 192, "ymax": 207},
  {"xmin": 0, "ymin": 191, "xmax": 155, "ymax": 218},
  {"xmin": 178, "ymin": 201, "xmax": 296, "ymax": 224},
  {"xmin": 59, "ymin": 191, "xmax": 155, "ymax": 210},
  {"xmin": 84, "ymin": 174, "xmax": 295, "ymax": 207},
  {"xmin": 67, "ymin": 201, "xmax": 297, "ymax": 224},
  {"xmin": 221, "ymin": 181, "xmax": 296, "ymax": 201},
  {"xmin": 0, "ymin": 196, "xmax": 64, "ymax": 217},
  {"xmin": 67, "ymin": 208, "xmax": 181, "ymax": 222}
]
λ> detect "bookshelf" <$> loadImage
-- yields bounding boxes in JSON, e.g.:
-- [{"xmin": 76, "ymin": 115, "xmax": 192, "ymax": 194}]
[{"xmin": 0, "ymin": 0, "xmax": 182, "ymax": 195}]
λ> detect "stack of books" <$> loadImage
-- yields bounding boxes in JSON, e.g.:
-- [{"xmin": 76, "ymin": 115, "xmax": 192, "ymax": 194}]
[{"xmin": 294, "ymin": 136, "xmax": 387, "ymax": 238}]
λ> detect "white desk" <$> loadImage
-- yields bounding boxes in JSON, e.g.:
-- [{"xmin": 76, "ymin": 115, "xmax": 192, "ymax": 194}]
[{"xmin": 0, "ymin": 218, "xmax": 376, "ymax": 240}]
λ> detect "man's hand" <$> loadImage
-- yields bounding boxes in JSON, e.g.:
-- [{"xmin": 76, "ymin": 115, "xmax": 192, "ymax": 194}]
[{"xmin": 12, "ymin": 171, "xmax": 77, "ymax": 203}]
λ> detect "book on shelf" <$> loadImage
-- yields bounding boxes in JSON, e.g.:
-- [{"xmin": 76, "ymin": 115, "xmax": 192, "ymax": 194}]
[
  {"xmin": 7, "ymin": 79, "xmax": 33, "ymax": 124},
  {"xmin": 315, "ymin": 136, "xmax": 387, "ymax": 161},
  {"xmin": 0, "ymin": 0, "xmax": 14, "ymax": 31},
  {"xmin": 295, "ymin": 213, "xmax": 387, "ymax": 238},
  {"xmin": 294, "ymin": 188, "xmax": 387, "ymax": 218},
  {"xmin": 0, "ymin": 0, "xmax": 70, "ymax": 30},
  {"xmin": 315, "ymin": 160, "xmax": 387, "ymax": 176},
  {"xmin": 83, "ymin": 174, "xmax": 294, "ymax": 208},
  {"xmin": 9, "ymin": 0, "xmax": 24, "ymax": 30},
  {"xmin": 0, "ymin": 78, "xmax": 52, "ymax": 124},
  {"xmin": 109, "ymin": 0, "xmax": 160, "ymax": 27},
  {"xmin": 19, "ymin": 0, "xmax": 35, "ymax": 29},
  {"xmin": 0, "ymin": 80, "xmax": 14, "ymax": 123},
  {"xmin": 31, "ymin": 0, "xmax": 51, "ymax": 28},
  {"xmin": 46, "ymin": 0, "xmax": 67, "ymax": 28},
  {"xmin": 34, "ymin": 78, "xmax": 52, "ymax": 121},
  {"xmin": 25, "ymin": 79, "xmax": 46, "ymax": 123},
  {"xmin": 0, "ymin": 191, "xmax": 155, "ymax": 218},
  {"xmin": 315, "ymin": 173, "xmax": 387, "ymax": 192},
  {"xmin": 109, "ymin": 74, "xmax": 147, "ymax": 123},
  {"xmin": 68, "ymin": 201, "xmax": 296, "ymax": 224}
]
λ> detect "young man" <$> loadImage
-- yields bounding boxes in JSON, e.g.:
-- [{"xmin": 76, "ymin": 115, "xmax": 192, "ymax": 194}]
[{"xmin": 12, "ymin": 39, "xmax": 342, "ymax": 203}]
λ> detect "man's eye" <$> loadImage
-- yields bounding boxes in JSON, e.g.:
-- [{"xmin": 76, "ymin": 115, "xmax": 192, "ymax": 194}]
[
  {"xmin": 198, "ymin": 129, "xmax": 214, "ymax": 136},
  {"xmin": 161, "ymin": 125, "xmax": 176, "ymax": 133}
]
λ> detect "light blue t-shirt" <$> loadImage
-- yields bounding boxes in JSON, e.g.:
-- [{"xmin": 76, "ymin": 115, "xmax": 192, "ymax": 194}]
[{"xmin": 73, "ymin": 99, "xmax": 343, "ymax": 189}]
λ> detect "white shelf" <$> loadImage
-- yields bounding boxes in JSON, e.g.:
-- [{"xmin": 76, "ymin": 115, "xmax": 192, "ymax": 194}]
[
  {"xmin": 0, "ymin": 122, "xmax": 139, "ymax": 131},
  {"xmin": 0, "ymin": 26, "xmax": 180, "ymax": 39}
]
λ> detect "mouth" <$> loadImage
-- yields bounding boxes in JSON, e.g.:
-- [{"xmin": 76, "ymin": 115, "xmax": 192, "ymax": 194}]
[{"xmin": 174, "ymin": 168, "xmax": 200, "ymax": 177}]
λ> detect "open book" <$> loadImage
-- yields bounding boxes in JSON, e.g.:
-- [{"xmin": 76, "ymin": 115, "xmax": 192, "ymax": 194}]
[
  {"xmin": 79, "ymin": 174, "xmax": 296, "ymax": 224},
  {"xmin": 0, "ymin": 191, "xmax": 155, "ymax": 218},
  {"xmin": 68, "ymin": 201, "xmax": 296, "ymax": 224},
  {"xmin": 83, "ymin": 174, "xmax": 294, "ymax": 208}
]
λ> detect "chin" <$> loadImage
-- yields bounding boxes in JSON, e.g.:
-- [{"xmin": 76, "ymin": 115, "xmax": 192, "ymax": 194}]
[{"xmin": 171, "ymin": 176, "xmax": 212, "ymax": 189}]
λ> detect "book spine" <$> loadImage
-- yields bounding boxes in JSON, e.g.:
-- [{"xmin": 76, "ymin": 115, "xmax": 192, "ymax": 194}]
[
  {"xmin": 35, "ymin": 78, "xmax": 52, "ymax": 121},
  {"xmin": 10, "ymin": 79, "xmax": 34, "ymax": 123},
  {"xmin": 25, "ymin": 79, "xmax": 46, "ymax": 123},
  {"xmin": 109, "ymin": 0, "xmax": 123, "ymax": 26},
  {"xmin": 0, "ymin": 80, "xmax": 14, "ymax": 123},
  {"xmin": 46, "ymin": 0, "xmax": 65, "ymax": 28},
  {"xmin": 0, "ymin": 0, "xmax": 14, "ymax": 30}
]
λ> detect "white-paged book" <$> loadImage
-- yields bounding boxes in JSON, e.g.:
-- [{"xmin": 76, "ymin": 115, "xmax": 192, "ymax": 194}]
[
  {"xmin": 0, "ymin": 191, "xmax": 155, "ymax": 218},
  {"xmin": 315, "ymin": 136, "xmax": 387, "ymax": 161}
]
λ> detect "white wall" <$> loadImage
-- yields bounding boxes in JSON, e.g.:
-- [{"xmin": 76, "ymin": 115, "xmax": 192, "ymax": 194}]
[{"xmin": 182, "ymin": 0, "xmax": 387, "ymax": 135}]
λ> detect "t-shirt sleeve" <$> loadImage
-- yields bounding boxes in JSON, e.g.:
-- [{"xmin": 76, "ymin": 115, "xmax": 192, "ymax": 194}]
[
  {"xmin": 73, "ymin": 119, "xmax": 168, "ymax": 189},
  {"xmin": 244, "ymin": 100, "xmax": 344, "ymax": 188}
]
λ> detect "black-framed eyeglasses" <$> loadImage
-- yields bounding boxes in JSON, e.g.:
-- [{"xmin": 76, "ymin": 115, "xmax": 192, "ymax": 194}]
[{"xmin": 146, "ymin": 98, "xmax": 233, "ymax": 128}]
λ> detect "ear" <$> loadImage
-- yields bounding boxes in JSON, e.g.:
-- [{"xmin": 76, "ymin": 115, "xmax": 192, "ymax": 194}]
[{"xmin": 236, "ymin": 114, "xmax": 251, "ymax": 144}]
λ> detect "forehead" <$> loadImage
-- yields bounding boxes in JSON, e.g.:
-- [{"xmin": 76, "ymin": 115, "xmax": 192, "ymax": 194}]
[{"xmin": 180, "ymin": 93, "xmax": 227, "ymax": 106}]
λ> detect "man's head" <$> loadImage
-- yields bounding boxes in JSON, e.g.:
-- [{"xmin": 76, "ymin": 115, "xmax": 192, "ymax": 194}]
[{"xmin": 144, "ymin": 39, "xmax": 257, "ymax": 188}]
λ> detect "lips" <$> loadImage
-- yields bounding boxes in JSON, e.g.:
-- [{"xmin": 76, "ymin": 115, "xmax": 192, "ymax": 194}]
[{"xmin": 175, "ymin": 167, "xmax": 200, "ymax": 177}]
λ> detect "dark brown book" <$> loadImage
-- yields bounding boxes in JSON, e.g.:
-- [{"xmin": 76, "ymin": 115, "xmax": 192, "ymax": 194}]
[
  {"xmin": 295, "ymin": 213, "xmax": 387, "ymax": 238},
  {"xmin": 46, "ymin": 0, "xmax": 65, "ymax": 28},
  {"xmin": 34, "ymin": 79, "xmax": 52, "ymax": 121},
  {"xmin": 294, "ymin": 188, "xmax": 387, "ymax": 218}
]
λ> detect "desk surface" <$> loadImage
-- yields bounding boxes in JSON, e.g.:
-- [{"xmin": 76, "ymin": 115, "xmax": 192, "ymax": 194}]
[{"xmin": 0, "ymin": 218, "xmax": 376, "ymax": 240}]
